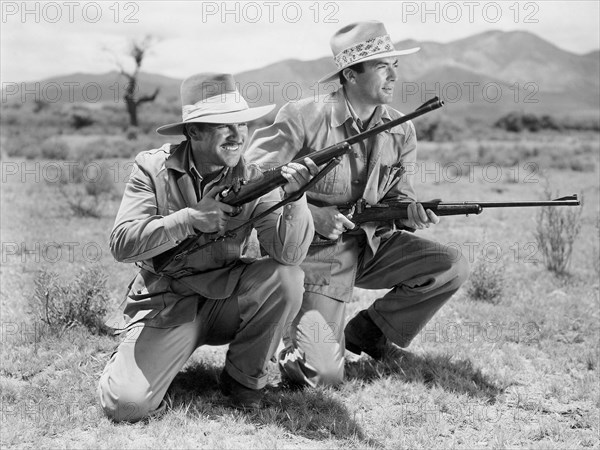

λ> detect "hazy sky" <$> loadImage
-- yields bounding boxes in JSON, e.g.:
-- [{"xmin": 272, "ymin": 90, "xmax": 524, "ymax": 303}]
[{"xmin": 1, "ymin": 1, "xmax": 599, "ymax": 82}]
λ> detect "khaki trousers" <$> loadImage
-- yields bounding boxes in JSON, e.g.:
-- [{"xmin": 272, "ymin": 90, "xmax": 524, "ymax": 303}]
[
  {"xmin": 279, "ymin": 231, "xmax": 470, "ymax": 387},
  {"xmin": 98, "ymin": 259, "xmax": 304, "ymax": 422}
]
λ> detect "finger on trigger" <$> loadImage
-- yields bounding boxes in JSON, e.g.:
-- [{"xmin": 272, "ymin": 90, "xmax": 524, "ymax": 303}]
[{"xmin": 339, "ymin": 214, "xmax": 355, "ymax": 230}]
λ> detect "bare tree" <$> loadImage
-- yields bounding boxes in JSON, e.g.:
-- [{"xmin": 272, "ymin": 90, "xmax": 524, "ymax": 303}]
[{"xmin": 116, "ymin": 35, "xmax": 160, "ymax": 129}]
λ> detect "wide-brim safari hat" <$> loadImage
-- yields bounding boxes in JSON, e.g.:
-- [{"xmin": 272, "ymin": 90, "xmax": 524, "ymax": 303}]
[
  {"xmin": 157, "ymin": 73, "xmax": 275, "ymax": 135},
  {"xmin": 318, "ymin": 21, "xmax": 420, "ymax": 84}
]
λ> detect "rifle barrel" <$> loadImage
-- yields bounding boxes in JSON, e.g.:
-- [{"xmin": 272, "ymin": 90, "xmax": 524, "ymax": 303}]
[{"xmin": 450, "ymin": 195, "xmax": 580, "ymax": 209}]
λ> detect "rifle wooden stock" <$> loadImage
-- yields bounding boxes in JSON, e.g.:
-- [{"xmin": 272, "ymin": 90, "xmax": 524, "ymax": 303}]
[
  {"xmin": 349, "ymin": 195, "xmax": 581, "ymax": 224},
  {"xmin": 152, "ymin": 97, "xmax": 444, "ymax": 272}
]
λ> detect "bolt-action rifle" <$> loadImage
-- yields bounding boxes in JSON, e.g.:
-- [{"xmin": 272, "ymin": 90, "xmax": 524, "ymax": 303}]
[
  {"xmin": 152, "ymin": 97, "xmax": 445, "ymax": 272},
  {"xmin": 344, "ymin": 195, "xmax": 581, "ymax": 226}
]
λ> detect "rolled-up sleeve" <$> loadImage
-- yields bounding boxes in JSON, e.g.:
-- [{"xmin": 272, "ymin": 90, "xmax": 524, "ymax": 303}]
[{"xmin": 109, "ymin": 155, "xmax": 195, "ymax": 263}]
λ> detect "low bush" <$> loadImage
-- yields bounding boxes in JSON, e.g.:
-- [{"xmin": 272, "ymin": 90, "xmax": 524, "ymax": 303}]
[
  {"xmin": 534, "ymin": 188, "xmax": 583, "ymax": 275},
  {"xmin": 29, "ymin": 266, "xmax": 110, "ymax": 335},
  {"xmin": 53, "ymin": 158, "xmax": 118, "ymax": 217},
  {"xmin": 466, "ymin": 258, "xmax": 505, "ymax": 304},
  {"xmin": 40, "ymin": 137, "xmax": 70, "ymax": 159},
  {"xmin": 415, "ymin": 116, "xmax": 465, "ymax": 142},
  {"xmin": 495, "ymin": 112, "xmax": 561, "ymax": 133}
]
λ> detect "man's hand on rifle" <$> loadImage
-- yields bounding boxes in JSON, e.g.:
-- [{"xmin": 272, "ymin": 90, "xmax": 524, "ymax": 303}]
[
  {"xmin": 399, "ymin": 201, "xmax": 440, "ymax": 230},
  {"xmin": 189, "ymin": 185, "xmax": 240, "ymax": 235},
  {"xmin": 281, "ymin": 157, "xmax": 320, "ymax": 195},
  {"xmin": 308, "ymin": 204, "xmax": 356, "ymax": 240}
]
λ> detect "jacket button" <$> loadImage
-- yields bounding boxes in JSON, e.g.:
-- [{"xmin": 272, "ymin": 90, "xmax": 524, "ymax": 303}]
[
  {"xmin": 353, "ymin": 180, "xmax": 361, "ymax": 184},
  {"xmin": 286, "ymin": 215, "xmax": 293, "ymax": 220}
]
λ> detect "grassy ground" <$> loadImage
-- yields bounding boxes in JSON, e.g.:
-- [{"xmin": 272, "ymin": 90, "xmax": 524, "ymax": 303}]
[{"xmin": 1, "ymin": 132, "xmax": 599, "ymax": 448}]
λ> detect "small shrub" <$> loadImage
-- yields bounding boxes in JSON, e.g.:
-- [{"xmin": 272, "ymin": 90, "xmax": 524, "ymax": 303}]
[
  {"xmin": 495, "ymin": 112, "xmax": 564, "ymax": 133},
  {"xmin": 81, "ymin": 137, "xmax": 132, "ymax": 159},
  {"xmin": 3, "ymin": 133, "xmax": 38, "ymax": 158},
  {"xmin": 30, "ymin": 266, "xmax": 110, "ymax": 335},
  {"xmin": 84, "ymin": 163, "xmax": 118, "ymax": 198},
  {"xmin": 40, "ymin": 137, "xmax": 70, "ymax": 160},
  {"xmin": 71, "ymin": 112, "xmax": 95, "ymax": 129},
  {"xmin": 33, "ymin": 100, "xmax": 50, "ymax": 113},
  {"xmin": 415, "ymin": 116, "xmax": 465, "ymax": 142},
  {"xmin": 55, "ymin": 159, "xmax": 117, "ymax": 217},
  {"xmin": 534, "ymin": 188, "xmax": 583, "ymax": 275},
  {"xmin": 466, "ymin": 258, "xmax": 505, "ymax": 304}
]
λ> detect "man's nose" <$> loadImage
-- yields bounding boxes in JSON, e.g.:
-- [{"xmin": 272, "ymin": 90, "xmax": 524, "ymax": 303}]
[
  {"xmin": 227, "ymin": 124, "xmax": 243, "ymax": 140},
  {"xmin": 387, "ymin": 66, "xmax": 397, "ymax": 81}
]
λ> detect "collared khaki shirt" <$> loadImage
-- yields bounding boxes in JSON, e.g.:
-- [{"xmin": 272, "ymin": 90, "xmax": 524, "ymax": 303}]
[
  {"xmin": 245, "ymin": 88, "xmax": 418, "ymax": 300},
  {"xmin": 108, "ymin": 141, "xmax": 314, "ymax": 329}
]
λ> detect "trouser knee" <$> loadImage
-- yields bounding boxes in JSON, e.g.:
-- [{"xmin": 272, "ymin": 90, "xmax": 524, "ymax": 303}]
[
  {"xmin": 269, "ymin": 263, "xmax": 305, "ymax": 311},
  {"xmin": 450, "ymin": 252, "xmax": 470, "ymax": 288},
  {"xmin": 98, "ymin": 375, "xmax": 157, "ymax": 423},
  {"xmin": 440, "ymin": 246, "xmax": 470, "ymax": 289}
]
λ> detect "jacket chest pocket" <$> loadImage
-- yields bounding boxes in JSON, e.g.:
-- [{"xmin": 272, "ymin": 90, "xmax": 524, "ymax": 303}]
[
  {"xmin": 377, "ymin": 165, "xmax": 404, "ymax": 198},
  {"xmin": 310, "ymin": 162, "xmax": 348, "ymax": 196}
]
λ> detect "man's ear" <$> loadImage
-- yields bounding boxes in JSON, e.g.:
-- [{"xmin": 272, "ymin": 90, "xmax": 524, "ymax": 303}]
[
  {"xmin": 342, "ymin": 68, "xmax": 355, "ymax": 84},
  {"xmin": 186, "ymin": 124, "xmax": 202, "ymax": 140}
]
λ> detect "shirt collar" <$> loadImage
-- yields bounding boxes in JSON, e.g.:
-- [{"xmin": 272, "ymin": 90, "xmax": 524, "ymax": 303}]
[
  {"xmin": 166, "ymin": 140, "xmax": 229, "ymax": 182},
  {"xmin": 331, "ymin": 88, "xmax": 395, "ymax": 132}
]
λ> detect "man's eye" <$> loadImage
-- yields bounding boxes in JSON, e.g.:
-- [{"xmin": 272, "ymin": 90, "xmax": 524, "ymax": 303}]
[{"xmin": 237, "ymin": 123, "xmax": 248, "ymax": 128}]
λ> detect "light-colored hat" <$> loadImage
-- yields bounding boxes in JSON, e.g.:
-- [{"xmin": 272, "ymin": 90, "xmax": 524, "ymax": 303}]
[
  {"xmin": 318, "ymin": 21, "xmax": 420, "ymax": 84},
  {"xmin": 157, "ymin": 73, "xmax": 275, "ymax": 135}
]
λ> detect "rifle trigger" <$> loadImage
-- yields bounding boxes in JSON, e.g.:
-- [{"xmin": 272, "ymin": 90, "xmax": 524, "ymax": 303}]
[
  {"xmin": 355, "ymin": 198, "xmax": 367, "ymax": 214},
  {"xmin": 346, "ymin": 205, "xmax": 356, "ymax": 220}
]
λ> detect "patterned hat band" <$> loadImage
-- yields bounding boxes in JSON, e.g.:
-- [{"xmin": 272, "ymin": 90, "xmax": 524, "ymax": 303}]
[
  {"xmin": 181, "ymin": 92, "xmax": 248, "ymax": 121},
  {"xmin": 334, "ymin": 34, "xmax": 395, "ymax": 70}
]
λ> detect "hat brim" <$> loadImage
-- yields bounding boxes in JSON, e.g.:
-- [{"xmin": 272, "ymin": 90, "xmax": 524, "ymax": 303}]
[
  {"xmin": 156, "ymin": 104, "xmax": 276, "ymax": 135},
  {"xmin": 317, "ymin": 47, "xmax": 420, "ymax": 84}
]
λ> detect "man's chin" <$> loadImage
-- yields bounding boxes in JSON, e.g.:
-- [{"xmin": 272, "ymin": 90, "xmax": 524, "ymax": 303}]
[
  {"xmin": 381, "ymin": 94, "xmax": 394, "ymax": 104},
  {"xmin": 224, "ymin": 155, "xmax": 242, "ymax": 167}
]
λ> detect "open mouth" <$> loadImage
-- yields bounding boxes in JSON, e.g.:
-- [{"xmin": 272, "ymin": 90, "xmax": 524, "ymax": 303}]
[{"xmin": 221, "ymin": 144, "xmax": 241, "ymax": 151}]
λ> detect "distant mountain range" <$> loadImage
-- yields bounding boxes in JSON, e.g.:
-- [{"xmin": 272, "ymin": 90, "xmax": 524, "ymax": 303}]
[{"xmin": 11, "ymin": 30, "xmax": 600, "ymax": 121}]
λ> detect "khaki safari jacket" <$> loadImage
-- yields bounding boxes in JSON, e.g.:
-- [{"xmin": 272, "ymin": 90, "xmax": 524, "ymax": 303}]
[
  {"xmin": 108, "ymin": 141, "xmax": 314, "ymax": 330},
  {"xmin": 246, "ymin": 88, "xmax": 417, "ymax": 301}
]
